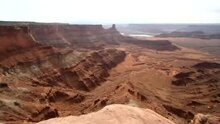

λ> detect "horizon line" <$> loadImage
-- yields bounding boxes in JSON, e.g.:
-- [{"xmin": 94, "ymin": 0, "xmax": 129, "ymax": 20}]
[{"xmin": 1, "ymin": 20, "xmax": 220, "ymax": 25}]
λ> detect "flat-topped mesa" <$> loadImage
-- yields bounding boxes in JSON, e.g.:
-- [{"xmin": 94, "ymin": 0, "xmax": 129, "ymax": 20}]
[
  {"xmin": 121, "ymin": 36, "xmax": 179, "ymax": 51},
  {"xmin": 29, "ymin": 25, "xmax": 63, "ymax": 46},
  {"xmin": 156, "ymin": 31, "xmax": 220, "ymax": 39},
  {"xmin": 0, "ymin": 23, "xmax": 179, "ymax": 55},
  {"xmin": 29, "ymin": 24, "xmax": 121, "ymax": 48},
  {"xmin": 29, "ymin": 24, "xmax": 103, "ymax": 46},
  {"xmin": 0, "ymin": 25, "xmax": 37, "ymax": 53},
  {"xmin": 29, "ymin": 23, "xmax": 178, "ymax": 51},
  {"xmin": 0, "ymin": 25, "xmax": 29, "ymax": 35}
]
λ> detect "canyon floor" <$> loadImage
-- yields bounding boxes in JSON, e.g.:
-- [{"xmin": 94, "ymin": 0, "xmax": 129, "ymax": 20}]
[
  {"xmin": 93, "ymin": 43, "xmax": 220, "ymax": 124},
  {"xmin": 36, "ymin": 43, "xmax": 220, "ymax": 124}
]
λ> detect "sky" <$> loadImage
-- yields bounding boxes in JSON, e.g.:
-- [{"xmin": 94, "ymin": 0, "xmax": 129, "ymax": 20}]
[{"xmin": 0, "ymin": 0, "xmax": 220, "ymax": 24}]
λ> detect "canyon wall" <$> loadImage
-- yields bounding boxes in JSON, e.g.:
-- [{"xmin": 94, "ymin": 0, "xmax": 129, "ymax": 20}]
[
  {"xmin": 0, "ymin": 26, "xmax": 37, "ymax": 53},
  {"xmin": 0, "ymin": 22, "xmax": 179, "ymax": 123},
  {"xmin": 29, "ymin": 24, "xmax": 121, "ymax": 48},
  {"xmin": 0, "ymin": 48, "xmax": 126, "ymax": 123},
  {"xmin": 0, "ymin": 25, "xmax": 127, "ymax": 123},
  {"xmin": 29, "ymin": 24, "xmax": 178, "ymax": 50},
  {"xmin": 0, "ymin": 23, "xmax": 178, "ymax": 52}
]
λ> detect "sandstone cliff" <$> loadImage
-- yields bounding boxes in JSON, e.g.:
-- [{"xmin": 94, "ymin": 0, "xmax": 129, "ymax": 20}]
[
  {"xmin": 29, "ymin": 24, "xmax": 121, "ymax": 48},
  {"xmin": 29, "ymin": 24, "xmax": 178, "ymax": 51},
  {"xmin": 0, "ymin": 26, "xmax": 37, "ymax": 54},
  {"xmin": 0, "ymin": 23, "xmax": 179, "ymax": 51}
]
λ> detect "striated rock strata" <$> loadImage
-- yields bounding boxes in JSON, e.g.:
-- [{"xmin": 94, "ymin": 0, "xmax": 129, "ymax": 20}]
[
  {"xmin": 0, "ymin": 26, "xmax": 37, "ymax": 54},
  {"xmin": 0, "ymin": 48, "xmax": 126, "ymax": 123},
  {"xmin": 0, "ymin": 23, "xmax": 179, "ymax": 51},
  {"xmin": 29, "ymin": 24, "xmax": 121, "ymax": 48}
]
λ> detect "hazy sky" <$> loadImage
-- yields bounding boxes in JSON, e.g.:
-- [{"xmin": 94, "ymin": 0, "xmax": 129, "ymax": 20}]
[{"xmin": 0, "ymin": 0, "xmax": 220, "ymax": 23}]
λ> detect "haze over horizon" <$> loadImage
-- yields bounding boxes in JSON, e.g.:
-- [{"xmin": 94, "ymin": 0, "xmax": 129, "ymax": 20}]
[{"xmin": 0, "ymin": 0, "xmax": 220, "ymax": 24}]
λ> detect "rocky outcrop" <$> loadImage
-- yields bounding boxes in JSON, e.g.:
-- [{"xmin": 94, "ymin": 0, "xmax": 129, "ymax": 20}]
[
  {"xmin": 172, "ymin": 62, "xmax": 220, "ymax": 86},
  {"xmin": 37, "ymin": 104, "xmax": 175, "ymax": 124},
  {"xmin": 31, "ymin": 106, "xmax": 59, "ymax": 122},
  {"xmin": 193, "ymin": 61, "xmax": 220, "ymax": 69},
  {"xmin": 190, "ymin": 113, "xmax": 220, "ymax": 124},
  {"xmin": 163, "ymin": 105, "xmax": 194, "ymax": 120},
  {"xmin": 170, "ymin": 61, "xmax": 220, "ymax": 123},
  {"xmin": 37, "ymin": 49, "xmax": 126, "ymax": 91},
  {"xmin": 0, "ymin": 48, "xmax": 126, "ymax": 123}
]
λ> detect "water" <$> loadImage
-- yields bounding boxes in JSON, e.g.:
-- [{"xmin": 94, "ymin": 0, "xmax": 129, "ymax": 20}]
[
  {"xmin": 120, "ymin": 33, "xmax": 154, "ymax": 38},
  {"xmin": 128, "ymin": 34, "xmax": 154, "ymax": 38}
]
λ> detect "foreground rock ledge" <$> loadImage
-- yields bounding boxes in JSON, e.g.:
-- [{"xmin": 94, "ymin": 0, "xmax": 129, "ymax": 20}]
[{"xmin": 37, "ymin": 104, "xmax": 175, "ymax": 124}]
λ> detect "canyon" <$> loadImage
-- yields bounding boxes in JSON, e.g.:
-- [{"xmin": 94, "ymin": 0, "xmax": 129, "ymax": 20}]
[{"xmin": 0, "ymin": 22, "xmax": 220, "ymax": 124}]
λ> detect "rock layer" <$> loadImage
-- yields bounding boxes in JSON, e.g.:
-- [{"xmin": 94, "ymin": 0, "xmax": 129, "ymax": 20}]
[
  {"xmin": 29, "ymin": 24, "xmax": 121, "ymax": 48},
  {"xmin": 0, "ymin": 48, "xmax": 126, "ymax": 123},
  {"xmin": 0, "ymin": 23, "xmax": 179, "ymax": 51},
  {"xmin": 0, "ymin": 26, "xmax": 37, "ymax": 54},
  {"xmin": 36, "ymin": 49, "xmax": 126, "ymax": 91}
]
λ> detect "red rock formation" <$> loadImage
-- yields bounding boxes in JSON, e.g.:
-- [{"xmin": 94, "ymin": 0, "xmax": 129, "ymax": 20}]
[
  {"xmin": 0, "ymin": 48, "xmax": 126, "ymax": 123},
  {"xmin": 0, "ymin": 23, "xmax": 178, "ymax": 51},
  {"xmin": 0, "ymin": 22, "xmax": 179, "ymax": 124},
  {"xmin": 37, "ymin": 49, "xmax": 126, "ymax": 91},
  {"xmin": 29, "ymin": 24, "xmax": 178, "ymax": 51},
  {"xmin": 0, "ymin": 26, "xmax": 37, "ymax": 53},
  {"xmin": 29, "ymin": 24, "xmax": 120, "ymax": 48}
]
